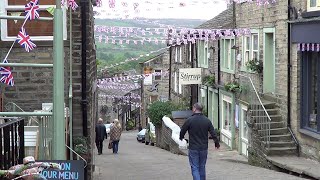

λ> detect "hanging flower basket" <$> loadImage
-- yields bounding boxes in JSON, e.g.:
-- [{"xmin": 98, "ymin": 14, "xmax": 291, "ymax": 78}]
[
  {"xmin": 202, "ymin": 75, "xmax": 216, "ymax": 87},
  {"xmin": 246, "ymin": 59, "xmax": 263, "ymax": 73},
  {"xmin": 224, "ymin": 81, "xmax": 242, "ymax": 93}
]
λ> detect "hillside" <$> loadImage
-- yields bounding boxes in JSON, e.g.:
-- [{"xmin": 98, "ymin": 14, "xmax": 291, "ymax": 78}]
[{"xmin": 95, "ymin": 19, "xmax": 205, "ymax": 77}]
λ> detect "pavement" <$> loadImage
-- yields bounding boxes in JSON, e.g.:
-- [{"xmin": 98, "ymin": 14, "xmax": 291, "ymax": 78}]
[{"xmin": 93, "ymin": 131, "xmax": 305, "ymax": 180}]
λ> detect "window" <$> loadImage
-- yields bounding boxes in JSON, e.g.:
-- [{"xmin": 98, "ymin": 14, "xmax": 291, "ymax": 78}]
[
  {"xmin": 308, "ymin": 0, "xmax": 320, "ymax": 11},
  {"xmin": 154, "ymin": 70, "xmax": 162, "ymax": 81},
  {"xmin": 240, "ymin": 105, "xmax": 248, "ymax": 140},
  {"xmin": 175, "ymin": 46, "xmax": 182, "ymax": 63},
  {"xmin": 222, "ymin": 95, "xmax": 232, "ymax": 134},
  {"xmin": 174, "ymin": 71, "xmax": 178, "ymax": 92},
  {"xmin": 0, "ymin": 0, "xmax": 67, "ymax": 41},
  {"xmin": 242, "ymin": 30, "xmax": 259, "ymax": 70},
  {"xmin": 220, "ymin": 38, "xmax": 235, "ymax": 73},
  {"xmin": 189, "ymin": 43, "xmax": 192, "ymax": 62},
  {"xmin": 197, "ymin": 40, "xmax": 209, "ymax": 68},
  {"xmin": 301, "ymin": 51, "xmax": 320, "ymax": 133}
]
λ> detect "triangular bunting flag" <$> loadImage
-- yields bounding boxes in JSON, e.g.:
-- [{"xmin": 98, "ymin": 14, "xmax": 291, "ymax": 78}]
[{"xmin": 47, "ymin": 6, "xmax": 55, "ymax": 16}]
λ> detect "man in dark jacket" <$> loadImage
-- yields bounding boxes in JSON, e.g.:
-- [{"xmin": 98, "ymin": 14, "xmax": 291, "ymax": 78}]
[
  {"xmin": 180, "ymin": 103, "xmax": 220, "ymax": 180},
  {"xmin": 95, "ymin": 118, "xmax": 107, "ymax": 155}
]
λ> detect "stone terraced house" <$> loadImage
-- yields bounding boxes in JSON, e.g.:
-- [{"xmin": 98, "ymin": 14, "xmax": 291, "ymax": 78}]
[{"xmin": 0, "ymin": 0, "xmax": 97, "ymax": 179}]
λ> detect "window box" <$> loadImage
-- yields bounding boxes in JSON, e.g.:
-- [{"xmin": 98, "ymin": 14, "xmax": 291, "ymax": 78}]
[{"xmin": 0, "ymin": 0, "xmax": 67, "ymax": 41}]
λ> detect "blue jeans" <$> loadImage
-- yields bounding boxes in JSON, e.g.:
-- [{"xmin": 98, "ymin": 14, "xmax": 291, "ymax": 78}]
[
  {"xmin": 112, "ymin": 140, "xmax": 119, "ymax": 154},
  {"xmin": 188, "ymin": 149, "xmax": 208, "ymax": 180}
]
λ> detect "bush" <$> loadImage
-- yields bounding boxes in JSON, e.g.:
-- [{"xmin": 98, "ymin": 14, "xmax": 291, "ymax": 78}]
[
  {"xmin": 147, "ymin": 101, "xmax": 177, "ymax": 127},
  {"xmin": 126, "ymin": 120, "xmax": 135, "ymax": 130},
  {"xmin": 73, "ymin": 137, "xmax": 88, "ymax": 155}
]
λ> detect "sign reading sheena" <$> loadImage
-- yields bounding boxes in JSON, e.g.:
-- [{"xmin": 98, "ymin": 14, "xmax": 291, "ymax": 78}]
[{"xmin": 179, "ymin": 68, "xmax": 202, "ymax": 85}]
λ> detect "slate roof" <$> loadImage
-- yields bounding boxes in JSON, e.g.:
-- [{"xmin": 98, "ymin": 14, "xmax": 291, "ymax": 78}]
[{"xmin": 197, "ymin": 7, "xmax": 234, "ymax": 29}]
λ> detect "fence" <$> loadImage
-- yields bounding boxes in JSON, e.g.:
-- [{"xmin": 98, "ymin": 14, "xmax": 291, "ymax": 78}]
[{"xmin": 0, "ymin": 117, "xmax": 25, "ymax": 170}]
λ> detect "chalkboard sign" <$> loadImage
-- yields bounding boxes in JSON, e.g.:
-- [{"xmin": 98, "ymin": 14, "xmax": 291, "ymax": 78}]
[{"xmin": 37, "ymin": 160, "xmax": 84, "ymax": 180}]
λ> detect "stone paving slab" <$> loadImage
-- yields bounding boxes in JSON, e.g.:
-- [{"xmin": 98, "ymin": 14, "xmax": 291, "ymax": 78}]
[
  {"xmin": 267, "ymin": 156, "xmax": 320, "ymax": 179},
  {"xmin": 93, "ymin": 131, "xmax": 306, "ymax": 180}
]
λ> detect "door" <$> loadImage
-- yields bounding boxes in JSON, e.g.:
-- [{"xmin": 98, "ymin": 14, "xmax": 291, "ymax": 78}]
[
  {"xmin": 240, "ymin": 104, "xmax": 249, "ymax": 157},
  {"xmin": 263, "ymin": 29, "xmax": 275, "ymax": 93},
  {"xmin": 213, "ymin": 92, "xmax": 219, "ymax": 129}
]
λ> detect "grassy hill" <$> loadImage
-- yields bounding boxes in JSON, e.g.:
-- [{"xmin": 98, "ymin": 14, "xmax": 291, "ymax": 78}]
[{"xmin": 95, "ymin": 19, "xmax": 205, "ymax": 77}]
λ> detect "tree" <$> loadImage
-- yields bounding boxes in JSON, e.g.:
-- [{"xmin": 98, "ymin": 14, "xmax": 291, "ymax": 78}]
[{"xmin": 147, "ymin": 101, "xmax": 177, "ymax": 127}]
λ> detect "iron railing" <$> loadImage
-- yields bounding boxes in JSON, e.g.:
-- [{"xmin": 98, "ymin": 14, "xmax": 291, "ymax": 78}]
[
  {"xmin": 239, "ymin": 74, "xmax": 272, "ymax": 148},
  {"xmin": 4, "ymin": 102, "xmax": 39, "ymax": 125},
  {"xmin": 0, "ymin": 117, "xmax": 25, "ymax": 170}
]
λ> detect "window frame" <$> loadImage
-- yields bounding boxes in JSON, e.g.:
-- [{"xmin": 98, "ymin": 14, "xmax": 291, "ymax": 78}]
[
  {"xmin": 221, "ymin": 94, "xmax": 232, "ymax": 137},
  {"xmin": 307, "ymin": 0, "xmax": 320, "ymax": 12},
  {"xmin": 174, "ymin": 71, "xmax": 178, "ymax": 92},
  {"xmin": 220, "ymin": 38, "xmax": 235, "ymax": 73},
  {"xmin": 153, "ymin": 69, "xmax": 162, "ymax": 81},
  {"xmin": 197, "ymin": 40, "xmax": 209, "ymax": 68},
  {"xmin": 188, "ymin": 43, "xmax": 192, "ymax": 62},
  {"xmin": 241, "ymin": 29, "xmax": 259, "ymax": 72},
  {"xmin": 0, "ymin": 0, "xmax": 68, "ymax": 41}
]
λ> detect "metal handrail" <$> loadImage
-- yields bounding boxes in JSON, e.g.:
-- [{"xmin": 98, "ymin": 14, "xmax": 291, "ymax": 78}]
[
  {"xmin": 5, "ymin": 102, "xmax": 39, "ymax": 125},
  {"xmin": 288, "ymin": 127, "xmax": 300, "ymax": 156},
  {"xmin": 239, "ymin": 74, "xmax": 272, "ymax": 121},
  {"xmin": 239, "ymin": 74, "xmax": 272, "ymax": 148}
]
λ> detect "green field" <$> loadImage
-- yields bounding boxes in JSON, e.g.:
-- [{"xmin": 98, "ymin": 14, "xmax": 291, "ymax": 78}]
[{"xmin": 95, "ymin": 18, "xmax": 205, "ymax": 78}]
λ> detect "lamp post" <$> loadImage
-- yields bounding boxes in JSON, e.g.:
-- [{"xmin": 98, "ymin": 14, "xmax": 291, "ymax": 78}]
[{"xmin": 53, "ymin": 0, "xmax": 66, "ymax": 160}]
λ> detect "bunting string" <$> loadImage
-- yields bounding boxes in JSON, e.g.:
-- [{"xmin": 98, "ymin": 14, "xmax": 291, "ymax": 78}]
[
  {"xmin": 99, "ymin": 94, "xmax": 141, "ymax": 100},
  {"xmin": 98, "ymin": 71, "xmax": 169, "ymax": 84}
]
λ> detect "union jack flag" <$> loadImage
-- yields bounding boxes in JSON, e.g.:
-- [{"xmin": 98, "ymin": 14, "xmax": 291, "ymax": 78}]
[
  {"xmin": 68, "ymin": 0, "xmax": 79, "ymax": 11},
  {"xmin": 25, "ymin": 0, "xmax": 40, "ymax": 20},
  {"xmin": 17, "ymin": 28, "xmax": 37, "ymax": 52},
  {"xmin": 0, "ymin": 59, "xmax": 14, "ymax": 86}
]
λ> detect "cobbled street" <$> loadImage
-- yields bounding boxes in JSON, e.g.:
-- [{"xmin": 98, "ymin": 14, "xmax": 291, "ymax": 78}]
[{"xmin": 93, "ymin": 131, "xmax": 305, "ymax": 180}]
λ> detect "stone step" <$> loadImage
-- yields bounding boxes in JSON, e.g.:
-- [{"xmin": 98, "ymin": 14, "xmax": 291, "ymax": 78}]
[
  {"xmin": 266, "ymin": 147, "xmax": 297, "ymax": 156},
  {"xmin": 251, "ymin": 115, "xmax": 283, "ymax": 122},
  {"xmin": 258, "ymin": 127, "xmax": 288, "ymax": 135},
  {"xmin": 268, "ymin": 134, "xmax": 292, "ymax": 142},
  {"xmin": 263, "ymin": 141, "xmax": 296, "ymax": 148},
  {"xmin": 250, "ymin": 101, "xmax": 277, "ymax": 109},
  {"xmin": 251, "ymin": 108, "xmax": 279, "ymax": 116},
  {"xmin": 255, "ymin": 121, "xmax": 286, "ymax": 129}
]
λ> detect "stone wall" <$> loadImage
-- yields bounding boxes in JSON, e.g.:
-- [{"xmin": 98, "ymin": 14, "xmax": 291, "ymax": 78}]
[
  {"xmin": 141, "ymin": 52, "xmax": 170, "ymax": 128},
  {"xmin": 0, "ymin": 0, "xmax": 97, "ymax": 178}
]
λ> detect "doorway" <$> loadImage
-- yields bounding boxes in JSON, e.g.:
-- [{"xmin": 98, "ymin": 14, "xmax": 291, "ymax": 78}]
[{"xmin": 263, "ymin": 28, "xmax": 275, "ymax": 93}]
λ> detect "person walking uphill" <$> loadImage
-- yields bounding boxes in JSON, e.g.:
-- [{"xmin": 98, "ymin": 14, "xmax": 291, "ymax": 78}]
[
  {"xmin": 179, "ymin": 103, "xmax": 220, "ymax": 180},
  {"xmin": 95, "ymin": 118, "xmax": 107, "ymax": 155},
  {"xmin": 109, "ymin": 119, "xmax": 122, "ymax": 154}
]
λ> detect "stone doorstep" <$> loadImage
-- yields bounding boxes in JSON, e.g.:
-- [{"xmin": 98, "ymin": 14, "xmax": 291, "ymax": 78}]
[{"xmin": 266, "ymin": 156, "xmax": 320, "ymax": 179}]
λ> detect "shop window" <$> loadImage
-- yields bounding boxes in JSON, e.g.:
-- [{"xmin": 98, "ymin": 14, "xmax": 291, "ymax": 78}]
[
  {"xmin": 0, "ymin": 0, "xmax": 67, "ymax": 41},
  {"xmin": 222, "ymin": 95, "xmax": 232, "ymax": 134},
  {"xmin": 301, "ymin": 51, "xmax": 320, "ymax": 133}
]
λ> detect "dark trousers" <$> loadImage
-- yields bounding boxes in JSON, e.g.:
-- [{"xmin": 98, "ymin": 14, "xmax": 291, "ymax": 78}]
[
  {"xmin": 112, "ymin": 140, "xmax": 119, "ymax": 154},
  {"xmin": 96, "ymin": 140, "xmax": 103, "ymax": 154},
  {"xmin": 188, "ymin": 149, "xmax": 208, "ymax": 180}
]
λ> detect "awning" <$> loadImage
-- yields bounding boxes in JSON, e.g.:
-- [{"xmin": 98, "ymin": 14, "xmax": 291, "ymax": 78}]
[{"xmin": 291, "ymin": 20, "xmax": 320, "ymax": 43}]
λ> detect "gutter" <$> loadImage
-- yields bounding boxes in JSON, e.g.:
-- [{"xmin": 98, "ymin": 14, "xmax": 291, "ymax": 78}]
[
  {"xmin": 81, "ymin": 0, "xmax": 88, "ymax": 137},
  {"xmin": 287, "ymin": 0, "xmax": 291, "ymax": 127}
]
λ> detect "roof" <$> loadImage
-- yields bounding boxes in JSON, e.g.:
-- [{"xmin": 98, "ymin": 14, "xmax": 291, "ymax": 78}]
[
  {"xmin": 172, "ymin": 110, "xmax": 193, "ymax": 119},
  {"xmin": 197, "ymin": 7, "xmax": 234, "ymax": 29}
]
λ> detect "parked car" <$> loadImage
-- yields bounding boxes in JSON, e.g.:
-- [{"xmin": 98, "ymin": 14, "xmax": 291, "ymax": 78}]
[
  {"xmin": 104, "ymin": 123, "xmax": 112, "ymax": 134},
  {"xmin": 137, "ymin": 129, "xmax": 146, "ymax": 142},
  {"xmin": 145, "ymin": 122, "xmax": 156, "ymax": 146}
]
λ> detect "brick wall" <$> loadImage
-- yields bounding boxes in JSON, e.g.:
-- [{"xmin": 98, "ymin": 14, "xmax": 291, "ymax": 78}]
[{"xmin": 0, "ymin": 0, "xmax": 97, "ymax": 178}]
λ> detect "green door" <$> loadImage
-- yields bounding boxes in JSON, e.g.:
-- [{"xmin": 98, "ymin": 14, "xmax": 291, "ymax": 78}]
[
  {"xmin": 263, "ymin": 30, "xmax": 275, "ymax": 93},
  {"xmin": 213, "ymin": 92, "xmax": 219, "ymax": 129}
]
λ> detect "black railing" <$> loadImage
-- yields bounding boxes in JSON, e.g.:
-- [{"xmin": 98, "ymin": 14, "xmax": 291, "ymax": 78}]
[{"xmin": 0, "ymin": 117, "xmax": 25, "ymax": 170}]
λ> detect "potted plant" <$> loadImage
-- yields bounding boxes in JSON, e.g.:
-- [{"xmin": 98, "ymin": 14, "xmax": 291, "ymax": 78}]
[
  {"xmin": 73, "ymin": 137, "xmax": 89, "ymax": 159},
  {"xmin": 225, "ymin": 81, "xmax": 242, "ymax": 93},
  {"xmin": 202, "ymin": 75, "xmax": 216, "ymax": 87},
  {"xmin": 126, "ymin": 119, "xmax": 135, "ymax": 131},
  {"xmin": 246, "ymin": 59, "xmax": 263, "ymax": 73}
]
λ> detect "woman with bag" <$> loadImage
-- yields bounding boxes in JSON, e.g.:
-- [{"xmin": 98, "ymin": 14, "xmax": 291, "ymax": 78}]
[{"xmin": 109, "ymin": 119, "xmax": 122, "ymax": 154}]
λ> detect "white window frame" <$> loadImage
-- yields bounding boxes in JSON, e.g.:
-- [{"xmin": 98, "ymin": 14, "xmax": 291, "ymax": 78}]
[
  {"xmin": 174, "ymin": 71, "xmax": 178, "ymax": 92},
  {"xmin": 179, "ymin": 46, "xmax": 182, "ymax": 63},
  {"xmin": 204, "ymin": 41, "xmax": 209, "ymax": 67},
  {"xmin": 175, "ymin": 47, "xmax": 178, "ymax": 62},
  {"xmin": 242, "ymin": 30, "xmax": 259, "ymax": 69},
  {"xmin": 220, "ymin": 38, "xmax": 235, "ymax": 72},
  {"xmin": 240, "ymin": 104, "xmax": 248, "ymax": 142},
  {"xmin": 175, "ymin": 46, "xmax": 182, "ymax": 63},
  {"xmin": 188, "ymin": 43, "xmax": 192, "ymax": 62},
  {"xmin": 0, "ymin": 0, "xmax": 67, "ymax": 41},
  {"xmin": 221, "ymin": 95, "xmax": 232, "ymax": 137},
  {"xmin": 307, "ymin": 0, "xmax": 320, "ymax": 12},
  {"xmin": 154, "ymin": 69, "xmax": 162, "ymax": 81}
]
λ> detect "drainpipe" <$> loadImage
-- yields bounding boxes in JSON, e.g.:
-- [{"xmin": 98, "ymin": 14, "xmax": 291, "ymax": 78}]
[
  {"xmin": 287, "ymin": 0, "xmax": 291, "ymax": 127},
  {"xmin": 217, "ymin": 40, "xmax": 221, "ymax": 130},
  {"xmin": 69, "ymin": 6, "xmax": 73, "ymax": 160},
  {"xmin": 81, "ymin": 0, "xmax": 88, "ymax": 137},
  {"xmin": 190, "ymin": 43, "xmax": 194, "ymax": 109},
  {"xmin": 168, "ymin": 47, "xmax": 172, "ymax": 100}
]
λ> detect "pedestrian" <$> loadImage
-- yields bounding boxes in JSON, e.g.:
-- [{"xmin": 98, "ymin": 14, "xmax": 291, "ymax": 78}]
[
  {"xmin": 109, "ymin": 119, "xmax": 122, "ymax": 154},
  {"xmin": 179, "ymin": 103, "xmax": 220, "ymax": 180},
  {"xmin": 95, "ymin": 118, "xmax": 107, "ymax": 155},
  {"xmin": 138, "ymin": 123, "xmax": 142, "ymax": 132}
]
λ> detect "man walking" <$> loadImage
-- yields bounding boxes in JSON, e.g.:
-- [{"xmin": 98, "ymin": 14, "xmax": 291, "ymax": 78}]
[
  {"xmin": 95, "ymin": 118, "xmax": 107, "ymax": 155},
  {"xmin": 180, "ymin": 103, "xmax": 220, "ymax": 180}
]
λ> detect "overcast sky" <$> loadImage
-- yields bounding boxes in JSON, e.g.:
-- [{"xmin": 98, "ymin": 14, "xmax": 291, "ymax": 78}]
[{"xmin": 94, "ymin": 0, "xmax": 228, "ymax": 20}]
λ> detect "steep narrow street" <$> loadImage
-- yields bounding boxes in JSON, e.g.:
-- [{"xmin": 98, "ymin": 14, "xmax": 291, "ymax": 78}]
[{"xmin": 93, "ymin": 131, "xmax": 304, "ymax": 180}]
